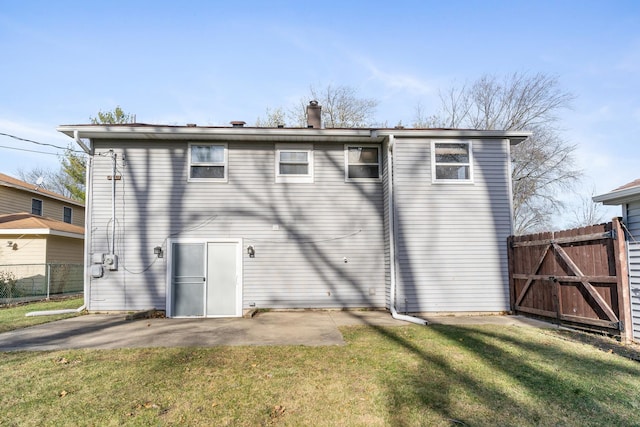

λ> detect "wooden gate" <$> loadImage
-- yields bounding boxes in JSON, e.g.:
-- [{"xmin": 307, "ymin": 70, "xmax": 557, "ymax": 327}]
[{"xmin": 508, "ymin": 219, "xmax": 632, "ymax": 341}]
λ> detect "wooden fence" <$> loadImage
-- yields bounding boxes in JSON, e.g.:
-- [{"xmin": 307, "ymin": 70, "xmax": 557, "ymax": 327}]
[{"xmin": 508, "ymin": 218, "xmax": 633, "ymax": 341}]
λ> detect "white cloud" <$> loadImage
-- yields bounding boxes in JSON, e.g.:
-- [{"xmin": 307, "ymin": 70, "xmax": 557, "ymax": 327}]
[{"xmin": 347, "ymin": 54, "xmax": 434, "ymax": 95}]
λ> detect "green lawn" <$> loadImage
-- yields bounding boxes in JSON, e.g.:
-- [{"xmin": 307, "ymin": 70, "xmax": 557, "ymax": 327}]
[
  {"xmin": 0, "ymin": 297, "xmax": 83, "ymax": 333},
  {"xmin": 1, "ymin": 317, "xmax": 639, "ymax": 426}
]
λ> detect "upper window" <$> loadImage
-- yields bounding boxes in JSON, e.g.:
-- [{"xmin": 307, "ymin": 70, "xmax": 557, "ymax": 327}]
[
  {"xmin": 345, "ymin": 145, "xmax": 381, "ymax": 181},
  {"xmin": 189, "ymin": 143, "xmax": 228, "ymax": 182},
  {"xmin": 31, "ymin": 198, "xmax": 43, "ymax": 216},
  {"xmin": 275, "ymin": 144, "xmax": 314, "ymax": 183},
  {"xmin": 63, "ymin": 206, "xmax": 72, "ymax": 224},
  {"xmin": 432, "ymin": 141, "xmax": 473, "ymax": 182}
]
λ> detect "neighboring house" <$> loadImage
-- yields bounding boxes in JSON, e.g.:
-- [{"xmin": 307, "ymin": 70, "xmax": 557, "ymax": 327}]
[
  {"xmin": 0, "ymin": 174, "xmax": 85, "ymax": 266},
  {"xmin": 0, "ymin": 213, "xmax": 84, "ymax": 265},
  {"xmin": 0, "ymin": 173, "xmax": 84, "ymax": 228},
  {"xmin": 594, "ymin": 179, "xmax": 640, "ymax": 340},
  {"xmin": 58, "ymin": 104, "xmax": 529, "ymax": 317}
]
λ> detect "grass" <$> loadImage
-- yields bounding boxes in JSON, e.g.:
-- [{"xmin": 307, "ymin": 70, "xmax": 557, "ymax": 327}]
[
  {"xmin": 0, "ymin": 297, "xmax": 83, "ymax": 333},
  {"xmin": 1, "ymin": 315, "xmax": 640, "ymax": 426}
]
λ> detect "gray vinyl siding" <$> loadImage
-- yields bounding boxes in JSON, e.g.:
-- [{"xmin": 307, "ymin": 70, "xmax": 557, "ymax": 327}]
[
  {"xmin": 392, "ymin": 138, "xmax": 513, "ymax": 313},
  {"xmin": 625, "ymin": 201, "xmax": 640, "ymax": 240},
  {"xmin": 86, "ymin": 140, "xmax": 386, "ymax": 312},
  {"xmin": 626, "ymin": 202, "xmax": 640, "ymax": 340}
]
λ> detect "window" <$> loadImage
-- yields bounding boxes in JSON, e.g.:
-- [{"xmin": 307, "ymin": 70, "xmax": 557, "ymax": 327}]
[
  {"xmin": 432, "ymin": 141, "xmax": 473, "ymax": 182},
  {"xmin": 31, "ymin": 198, "xmax": 43, "ymax": 216},
  {"xmin": 345, "ymin": 145, "xmax": 381, "ymax": 180},
  {"xmin": 188, "ymin": 143, "xmax": 228, "ymax": 181},
  {"xmin": 63, "ymin": 206, "xmax": 72, "ymax": 224},
  {"xmin": 275, "ymin": 144, "xmax": 313, "ymax": 183}
]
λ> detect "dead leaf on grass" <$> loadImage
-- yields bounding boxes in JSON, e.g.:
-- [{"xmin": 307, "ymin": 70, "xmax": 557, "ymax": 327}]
[
  {"xmin": 59, "ymin": 390, "xmax": 68, "ymax": 398},
  {"xmin": 56, "ymin": 357, "xmax": 69, "ymax": 365},
  {"xmin": 271, "ymin": 405, "xmax": 286, "ymax": 418}
]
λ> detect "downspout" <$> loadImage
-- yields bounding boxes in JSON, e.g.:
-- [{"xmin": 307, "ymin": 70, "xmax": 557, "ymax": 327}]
[
  {"xmin": 506, "ymin": 139, "xmax": 515, "ymax": 236},
  {"xmin": 76, "ymin": 130, "xmax": 91, "ymax": 313},
  {"xmin": 387, "ymin": 135, "xmax": 428, "ymax": 325}
]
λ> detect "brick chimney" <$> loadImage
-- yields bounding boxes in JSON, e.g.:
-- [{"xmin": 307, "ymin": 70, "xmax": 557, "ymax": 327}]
[{"xmin": 307, "ymin": 100, "xmax": 321, "ymax": 129}]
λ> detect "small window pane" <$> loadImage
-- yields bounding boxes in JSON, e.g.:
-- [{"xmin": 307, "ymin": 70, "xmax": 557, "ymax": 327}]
[
  {"xmin": 348, "ymin": 165, "xmax": 379, "ymax": 179},
  {"xmin": 191, "ymin": 166, "xmax": 225, "ymax": 179},
  {"xmin": 348, "ymin": 147, "xmax": 378, "ymax": 164},
  {"xmin": 32, "ymin": 199, "xmax": 42, "ymax": 216},
  {"xmin": 435, "ymin": 143, "xmax": 469, "ymax": 163},
  {"xmin": 436, "ymin": 165, "xmax": 470, "ymax": 180},
  {"xmin": 63, "ymin": 207, "xmax": 72, "ymax": 224},
  {"xmin": 191, "ymin": 145, "xmax": 224, "ymax": 163},
  {"xmin": 280, "ymin": 164, "xmax": 308, "ymax": 175},
  {"xmin": 280, "ymin": 151, "xmax": 308, "ymax": 163}
]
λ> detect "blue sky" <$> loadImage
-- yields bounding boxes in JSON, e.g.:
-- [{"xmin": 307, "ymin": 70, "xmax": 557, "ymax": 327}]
[{"xmin": 1, "ymin": 1, "xmax": 639, "ymax": 226}]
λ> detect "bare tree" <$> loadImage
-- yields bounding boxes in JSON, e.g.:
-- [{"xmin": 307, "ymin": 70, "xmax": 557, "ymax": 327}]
[
  {"xmin": 424, "ymin": 72, "xmax": 581, "ymax": 234},
  {"xmin": 256, "ymin": 85, "xmax": 378, "ymax": 128},
  {"xmin": 255, "ymin": 107, "xmax": 287, "ymax": 127},
  {"xmin": 310, "ymin": 85, "xmax": 378, "ymax": 128},
  {"xmin": 17, "ymin": 166, "xmax": 71, "ymax": 198},
  {"xmin": 569, "ymin": 187, "xmax": 608, "ymax": 228},
  {"xmin": 412, "ymin": 102, "xmax": 442, "ymax": 128}
]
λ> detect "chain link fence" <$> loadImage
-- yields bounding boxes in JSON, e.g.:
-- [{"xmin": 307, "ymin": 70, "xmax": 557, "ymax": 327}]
[{"xmin": 0, "ymin": 264, "xmax": 83, "ymax": 305}]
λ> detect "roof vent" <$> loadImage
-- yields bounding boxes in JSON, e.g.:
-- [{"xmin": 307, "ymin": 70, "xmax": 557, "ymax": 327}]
[
  {"xmin": 230, "ymin": 121, "xmax": 246, "ymax": 127},
  {"xmin": 186, "ymin": 123, "xmax": 197, "ymax": 127}
]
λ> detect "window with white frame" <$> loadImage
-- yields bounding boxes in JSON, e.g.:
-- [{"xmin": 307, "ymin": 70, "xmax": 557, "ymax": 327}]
[
  {"xmin": 432, "ymin": 141, "xmax": 473, "ymax": 182},
  {"xmin": 63, "ymin": 206, "xmax": 72, "ymax": 224},
  {"xmin": 189, "ymin": 143, "xmax": 228, "ymax": 181},
  {"xmin": 275, "ymin": 144, "xmax": 313, "ymax": 183},
  {"xmin": 345, "ymin": 145, "xmax": 381, "ymax": 180},
  {"xmin": 31, "ymin": 198, "xmax": 43, "ymax": 216}
]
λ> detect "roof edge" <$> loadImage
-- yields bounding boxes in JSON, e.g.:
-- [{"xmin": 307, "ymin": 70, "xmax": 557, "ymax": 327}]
[
  {"xmin": 593, "ymin": 186, "xmax": 640, "ymax": 205},
  {"xmin": 57, "ymin": 124, "xmax": 531, "ymax": 145},
  {"xmin": 0, "ymin": 228, "xmax": 84, "ymax": 239}
]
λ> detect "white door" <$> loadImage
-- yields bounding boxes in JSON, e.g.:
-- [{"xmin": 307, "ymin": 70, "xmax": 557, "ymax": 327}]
[
  {"xmin": 169, "ymin": 240, "xmax": 241, "ymax": 317},
  {"xmin": 206, "ymin": 242, "xmax": 238, "ymax": 316}
]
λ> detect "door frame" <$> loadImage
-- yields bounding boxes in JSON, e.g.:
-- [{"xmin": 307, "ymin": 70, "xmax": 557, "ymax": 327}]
[{"xmin": 166, "ymin": 237, "xmax": 243, "ymax": 318}]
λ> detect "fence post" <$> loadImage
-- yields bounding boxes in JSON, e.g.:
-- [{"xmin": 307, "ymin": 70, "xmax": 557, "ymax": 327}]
[
  {"xmin": 46, "ymin": 263, "xmax": 51, "ymax": 300},
  {"xmin": 508, "ymin": 236, "xmax": 515, "ymax": 312},
  {"xmin": 613, "ymin": 217, "xmax": 633, "ymax": 343}
]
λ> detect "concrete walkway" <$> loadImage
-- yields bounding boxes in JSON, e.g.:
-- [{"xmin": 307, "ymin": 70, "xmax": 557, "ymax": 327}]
[{"xmin": 0, "ymin": 311, "xmax": 556, "ymax": 351}]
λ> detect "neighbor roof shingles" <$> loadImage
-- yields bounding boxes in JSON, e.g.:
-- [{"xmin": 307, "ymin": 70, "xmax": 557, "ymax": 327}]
[{"xmin": 0, "ymin": 212, "xmax": 84, "ymax": 235}]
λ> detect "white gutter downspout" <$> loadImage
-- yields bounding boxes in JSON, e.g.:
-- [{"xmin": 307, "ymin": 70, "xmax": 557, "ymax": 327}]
[
  {"xmin": 387, "ymin": 135, "xmax": 428, "ymax": 325},
  {"xmin": 76, "ymin": 130, "xmax": 92, "ymax": 312},
  {"xmin": 26, "ymin": 305, "xmax": 86, "ymax": 317}
]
